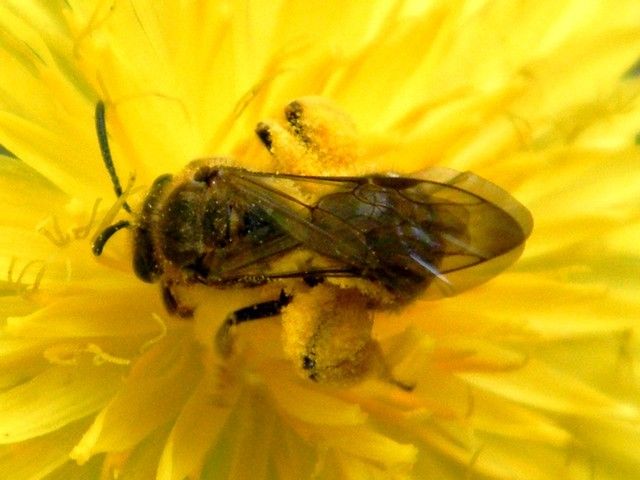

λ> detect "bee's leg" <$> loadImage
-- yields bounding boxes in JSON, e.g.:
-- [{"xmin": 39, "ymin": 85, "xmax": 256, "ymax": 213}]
[
  {"xmin": 255, "ymin": 122, "xmax": 274, "ymax": 151},
  {"xmin": 255, "ymin": 120, "xmax": 309, "ymax": 171},
  {"xmin": 379, "ymin": 362, "xmax": 415, "ymax": 392},
  {"xmin": 393, "ymin": 379, "xmax": 415, "ymax": 392},
  {"xmin": 161, "ymin": 282, "xmax": 194, "ymax": 318},
  {"xmin": 216, "ymin": 290, "xmax": 292, "ymax": 356},
  {"xmin": 255, "ymin": 97, "xmax": 359, "ymax": 173}
]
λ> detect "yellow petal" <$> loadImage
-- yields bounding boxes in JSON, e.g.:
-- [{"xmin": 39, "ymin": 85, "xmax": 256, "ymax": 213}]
[
  {"xmin": 71, "ymin": 336, "xmax": 200, "ymax": 464},
  {"xmin": 6, "ymin": 287, "xmax": 165, "ymax": 338},
  {"xmin": 266, "ymin": 369, "xmax": 368, "ymax": 426},
  {"xmin": 318, "ymin": 424, "xmax": 417, "ymax": 470},
  {"xmin": 0, "ymin": 361, "xmax": 123, "ymax": 443},
  {"xmin": 0, "ymin": 419, "xmax": 91, "ymax": 480},
  {"xmin": 157, "ymin": 377, "xmax": 236, "ymax": 480},
  {"xmin": 460, "ymin": 359, "xmax": 640, "ymax": 420}
]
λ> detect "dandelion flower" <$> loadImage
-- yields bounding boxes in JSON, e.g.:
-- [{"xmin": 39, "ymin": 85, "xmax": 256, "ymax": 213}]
[{"xmin": 1, "ymin": 1, "xmax": 640, "ymax": 479}]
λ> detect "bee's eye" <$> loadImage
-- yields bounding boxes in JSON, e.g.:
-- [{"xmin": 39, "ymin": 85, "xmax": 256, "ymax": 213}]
[{"xmin": 302, "ymin": 355, "xmax": 316, "ymax": 370}]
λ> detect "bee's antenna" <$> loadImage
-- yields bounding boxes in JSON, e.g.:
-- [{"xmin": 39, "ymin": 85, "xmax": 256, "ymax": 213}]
[
  {"xmin": 95, "ymin": 101, "xmax": 132, "ymax": 213},
  {"xmin": 92, "ymin": 219, "xmax": 131, "ymax": 256}
]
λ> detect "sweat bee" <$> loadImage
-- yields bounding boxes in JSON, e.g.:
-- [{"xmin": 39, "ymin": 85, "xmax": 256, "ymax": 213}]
[{"xmin": 92, "ymin": 98, "xmax": 532, "ymax": 385}]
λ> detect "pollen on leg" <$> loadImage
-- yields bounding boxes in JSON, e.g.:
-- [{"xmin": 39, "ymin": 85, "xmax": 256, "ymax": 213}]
[
  {"xmin": 255, "ymin": 119, "xmax": 313, "ymax": 173},
  {"xmin": 280, "ymin": 283, "xmax": 382, "ymax": 384},
  {"xmin": 257, "ymin": 96, "xmax": 361, "ymax": 174},
  {"xmin": 284, "ymin": 97, "xmax": 359, "ymax": 168}
]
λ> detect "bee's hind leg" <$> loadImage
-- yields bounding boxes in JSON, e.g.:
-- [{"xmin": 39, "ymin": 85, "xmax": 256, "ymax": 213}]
[
  {"xmin": 215, "ymin": 290, "xmax": 292, "ymax": 357},
  {"xmin": 161, "ymin": 281, "xmax": 194, "ymax": 318}
]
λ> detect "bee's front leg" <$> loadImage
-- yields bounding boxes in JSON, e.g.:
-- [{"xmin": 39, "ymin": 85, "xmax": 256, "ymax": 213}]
[{"xmin": 215, "ymin": 290, "xmax": 292, "ymax": 356}]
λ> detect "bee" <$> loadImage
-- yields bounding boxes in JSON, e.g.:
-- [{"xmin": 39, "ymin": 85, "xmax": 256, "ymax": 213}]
[{"xmin": 92, "ymin": 98, "xmax": 532, "ymax": 385}]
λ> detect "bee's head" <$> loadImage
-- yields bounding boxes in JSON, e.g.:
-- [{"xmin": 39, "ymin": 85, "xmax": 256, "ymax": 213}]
[{"xmin": 130, "ymin": 174, "xmax": 173, "ymax": 282}]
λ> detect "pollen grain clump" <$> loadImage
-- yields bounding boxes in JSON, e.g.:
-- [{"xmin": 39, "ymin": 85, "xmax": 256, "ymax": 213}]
[
  {"xmin": 257, "ymin": 96, "xmax": 360, "ymax": 174},
  {"xmin": 281, "ymin": 283, "xmax": 383, "ymax": 384}
]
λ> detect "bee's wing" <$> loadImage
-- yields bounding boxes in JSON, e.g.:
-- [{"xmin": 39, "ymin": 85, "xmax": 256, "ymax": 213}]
[
  {"xmin": 392, "ymin": 167, "xmax": 533, "ymax": 296},
  {"xmin": 219, "ymin": 167, "xmax": 532, "ymax": 298},
  {"xmin": 212, "ymin": 234, "xmax": 302, "ymax": 275},
  {"xmin": 407, "ymin": 167, "xmax": 533, "ymax": 241},
  {"xmin": 220, "ymin": 169, "xmax": 376, "ymax": 268}
]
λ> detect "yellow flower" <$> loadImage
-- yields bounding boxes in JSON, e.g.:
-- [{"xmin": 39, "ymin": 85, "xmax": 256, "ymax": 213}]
[{"xmin": 2, "ymin": 1, "xmax": 640, "ymax": 479}]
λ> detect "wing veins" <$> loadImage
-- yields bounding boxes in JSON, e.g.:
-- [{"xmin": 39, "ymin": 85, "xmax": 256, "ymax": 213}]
[{"xmin": 221, "ymin": 170, "xmax": 375, "ymax": 268}]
